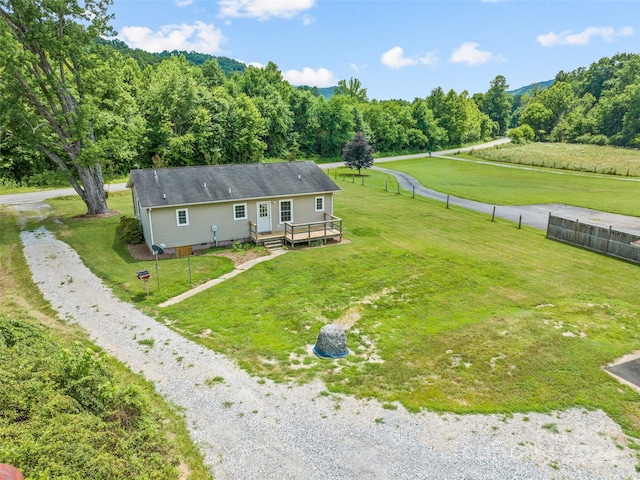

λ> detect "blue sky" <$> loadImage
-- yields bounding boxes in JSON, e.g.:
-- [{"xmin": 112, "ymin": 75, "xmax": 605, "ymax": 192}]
[{"xmin": 110, "ymin": 0, "xmax": 639, "ymax": 101}]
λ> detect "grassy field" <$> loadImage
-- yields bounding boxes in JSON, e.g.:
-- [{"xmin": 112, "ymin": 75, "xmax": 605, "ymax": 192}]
[
  {"xmin": 465, "ymin": 142, "xmax": 640, "ymax": 177},
  {"xmin": 33, "ymin": 168, "xmax": 640, "ymax": 449},
  {"xmin": 375, "ymin": 154, "xmax": 640, "ymax": 216},
  {"xmin": 0, "ymin": 208, "xmax": 213, "ymax": 479}
]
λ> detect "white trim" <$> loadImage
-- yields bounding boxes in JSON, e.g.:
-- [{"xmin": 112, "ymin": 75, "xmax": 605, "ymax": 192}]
[
  {"xmin": 176, "ymin": 208, "xmax": 189, "ymax": 226},
  {"xmin": 279, "ymin": 199, "xmax": 293, "ymax": 224},
  {"xmin": 315, "ymin": 196, "xmax": 324, "ymax": 212},
  {"xmin": 233, "ymin": 203, "xmax": 248, "ymax": 220}
]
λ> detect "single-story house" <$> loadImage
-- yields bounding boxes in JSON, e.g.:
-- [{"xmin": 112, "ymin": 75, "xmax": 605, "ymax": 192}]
[{"xmin": 126, "ymin": 161, "xmax": 342, "ymax": 253}]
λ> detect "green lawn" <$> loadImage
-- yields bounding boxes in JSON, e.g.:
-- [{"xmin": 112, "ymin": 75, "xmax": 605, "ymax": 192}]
[
  {"xmin": 380, "ymin": 155, "xmax": 640, "ymax": 216},
  {"xmin": 26, "ymin": 165, "xmax": 640, "ymax": 444}
]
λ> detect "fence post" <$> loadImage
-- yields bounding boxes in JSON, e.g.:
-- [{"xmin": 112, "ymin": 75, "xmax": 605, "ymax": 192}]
[
  {"xmin": 491, "ymin": 206, "xmax": 496, "ymax": 222},
  {"xmin": 518, "ymin": 215, "xmax": 522, "ymax": 229},
  {"xmin": 446, "ymin": 194, "xmax": 449, "ymax": 209}
]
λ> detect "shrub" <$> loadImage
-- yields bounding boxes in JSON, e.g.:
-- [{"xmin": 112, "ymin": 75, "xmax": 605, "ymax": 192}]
[{"xmin": 118, "ymin": 216, "xmax": 143, "ymax": 245}]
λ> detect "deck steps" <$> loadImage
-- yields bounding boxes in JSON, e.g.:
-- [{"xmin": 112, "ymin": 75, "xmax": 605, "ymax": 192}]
[{"xmin": 263, "ymin": 239, "xmax": 284, "ymax": 251}]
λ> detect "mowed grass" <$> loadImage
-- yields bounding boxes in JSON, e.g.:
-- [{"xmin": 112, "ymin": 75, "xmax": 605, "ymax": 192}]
[
  {"xmin": 29, "ymin": 166, "xmax": 640, "ymax": 439},
  {"xmin": 382, "ymin": 155, "xmax": 640, "ymax": 216},
  {"xmin": 43, "ymin": 191, "xmax": 236, "ymax": 308},
  {"xmin": 156, "ymin": 180, "xmax": 640, "ymax": 434}
]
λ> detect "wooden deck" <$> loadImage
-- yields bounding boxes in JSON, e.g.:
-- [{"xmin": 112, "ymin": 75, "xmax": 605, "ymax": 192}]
[{"xmin": 250, "ymin": 213, "xmax": 342, "ymax": 247}]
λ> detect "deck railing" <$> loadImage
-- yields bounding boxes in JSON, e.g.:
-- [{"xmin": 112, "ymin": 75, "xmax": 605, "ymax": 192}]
[
  {"xmin": 249, "ymin": 213, "xmax": 342, "ymax": 246},
  {"xmin": 283, "ymin": 213, "xmax": 342, "ymax": 246}
]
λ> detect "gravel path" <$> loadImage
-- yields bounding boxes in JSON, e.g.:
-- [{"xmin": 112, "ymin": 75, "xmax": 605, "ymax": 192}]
[{"xmin": 20, "ymin": 226, "xmax": 639, "ymax": 480}]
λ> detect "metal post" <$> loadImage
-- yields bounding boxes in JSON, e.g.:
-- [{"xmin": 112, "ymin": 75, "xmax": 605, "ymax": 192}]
[
  {"xmin": 397, "ymin": 183, "xmax": 400, "ymax": 194},
  {"xmin": 446, "ymin": 195, "xmax": 449, "ymax": 209},
  {"xmin": 412, "ymin": 186, "xmax": 415, "ymax": 198},
  {"xmin": 518, "ymin": 215, "xmax": 522, "ymax": 229},
  {"xmin": 491, "ymin": 206, "xmax": 496, "ymax": 222},
  {"xmin": 155, "ymin": 252, "xmax": 160, "ymax": 290},
  {"xmin": 385, "ymin": 179, "xmax": 388, "ymax": 191}
]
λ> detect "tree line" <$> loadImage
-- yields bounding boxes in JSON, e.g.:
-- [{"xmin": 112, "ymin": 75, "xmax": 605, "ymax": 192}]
[{"xmin": 1, "ymin": 0, "xmax": 638, "ymax": 215}]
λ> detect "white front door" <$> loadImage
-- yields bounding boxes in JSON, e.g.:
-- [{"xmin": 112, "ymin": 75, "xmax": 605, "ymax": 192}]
[{"xmin": 257, "ymin": 201, "xmax": 271, "ymax": 233}]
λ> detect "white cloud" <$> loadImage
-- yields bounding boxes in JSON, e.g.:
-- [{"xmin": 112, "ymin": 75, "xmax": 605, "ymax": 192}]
[
  {"xmin": 449, "ymin": 42, "xmax": 496, "ymax": 66},
  {"xmin": 419, "ymin": 51, "xmax": 439, "ymax": 67},
  {"xmin": 380, "ymin": 47, "xmax": 418, "ymax": 69},
  {"xmin": 119, "ymin": 22, "xmax": 226, "ymax": 54},
  {"xmin": 282, "ymin": 67, "xmax": 337, "ymax": 87},
  {"xmin": 537, "ymin": 26, "xmax": 634, "ymax": 47},
  {"xmin": 218, "ymin": 0, "xmax": 315, "ymax": 20},
  {"xmin": 302, "ymin": 14, "xmax": 315, "ymax": 26}
]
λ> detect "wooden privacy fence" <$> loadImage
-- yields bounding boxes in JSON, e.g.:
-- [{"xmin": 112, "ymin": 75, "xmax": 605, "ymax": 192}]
[{"xmin": 546, "ymin": 214, "xmax": 640, "ymax": 264}]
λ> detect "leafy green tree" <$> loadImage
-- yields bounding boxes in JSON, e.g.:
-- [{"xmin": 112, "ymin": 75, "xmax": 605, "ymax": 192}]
[
  {"xmin": 481, "ymin": 75, "xmax": 513, "ymax": 135},
  {"xmin": 201, "ymin": 59, "xmax": 226, "ymax": 88},
  {"xmin": 334, "ymin": 77, "xmax": 368, "ymax": 102},
  {"xmin": 342, "ymin": 132, "xmax": 374, "ymax": 175},
  {"xmin": 289, "ymin": 88, "xmax": 322, "ymax": 155},
  {"xmin": 411, "ymin": 99, "xmax": 446, "ymax": 151},
  {"xmin": 142, "ymin": 56, "xmax": 215, "ymax": 166},
  {"xmin": 519, "ymin": 102, "xmax": 554, "ymax": 140},
  {"xmin": 316, "ymin": 95, "xmax": 355, "ymax": 157},
  {"xmin": 0, "ymin": 0, "xmax": 117, "ymax": 214},
  {"xmin": 233, "ymin": 62, "xmax": 294, "ymax": 158},
  {"xmin": 224, "ymin": 93, "xmax": 266, "ymax": 163}
]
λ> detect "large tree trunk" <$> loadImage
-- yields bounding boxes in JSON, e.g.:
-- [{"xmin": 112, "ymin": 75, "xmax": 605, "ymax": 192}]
[
  {"xmin": 39, "ymin": 144, "xmax": 110, "ymax": 215},
  {"xmin": 76, "ymin": 163, "xmax": 109, "ymax": 215}
]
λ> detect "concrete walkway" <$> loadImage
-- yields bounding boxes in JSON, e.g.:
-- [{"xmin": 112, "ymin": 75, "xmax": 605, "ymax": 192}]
[{"xmin": 157, "ymin": 248, "xmax": 288, "ymax": 307}]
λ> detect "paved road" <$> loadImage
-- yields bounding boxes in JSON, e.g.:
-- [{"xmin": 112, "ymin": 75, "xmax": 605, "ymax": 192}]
[
  {"xmin": 374, "ymin": 166, "xmax": 640, "ymax": 235},
  {"xmin": 0, "ymin": 183, "xmax": 128, "ymax": 206}
]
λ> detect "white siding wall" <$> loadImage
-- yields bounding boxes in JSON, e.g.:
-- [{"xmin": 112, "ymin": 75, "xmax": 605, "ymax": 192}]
[{"xmin": 147, "ymin": 193, "xmax": 335, "ymax": 249}]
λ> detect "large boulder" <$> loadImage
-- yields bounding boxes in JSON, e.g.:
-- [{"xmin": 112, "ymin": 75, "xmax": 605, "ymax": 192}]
[{"xmin": 313, "ymin": 324, "xmax": 349, "ymax": 358}]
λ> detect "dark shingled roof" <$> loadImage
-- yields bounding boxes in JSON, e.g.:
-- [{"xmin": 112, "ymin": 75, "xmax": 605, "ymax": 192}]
[{"xmin": 127, "ymin": 161, "xmax": 340, "ymax": 208}]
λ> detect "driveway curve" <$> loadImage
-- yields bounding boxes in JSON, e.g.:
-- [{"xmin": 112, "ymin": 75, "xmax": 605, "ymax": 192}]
[
  {"xmin": 374, "ymin": 166, "xmax": 640, "ymax": 235},
  {"xmin": 17, "ymin": 225, "xmax": 639, "ymax": 480}
]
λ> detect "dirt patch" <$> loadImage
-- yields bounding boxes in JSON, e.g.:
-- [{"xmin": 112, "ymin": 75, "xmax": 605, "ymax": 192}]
[
  {"xmin": 72, "ymin": 210, "xmax": 120, "ymax": 220},
  {"xmin": 126, "ymin": 243, "xmax": 269, "ymax": 267}
]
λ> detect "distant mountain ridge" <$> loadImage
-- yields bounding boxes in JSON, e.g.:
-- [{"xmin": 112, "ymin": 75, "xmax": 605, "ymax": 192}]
[
  {"xmin": 508, "ymin": 80, "xmax": 555, "ymax": 97},
  {"xmin": 100, "ymin": 39, "xmax": 246, "ymax": 76},
  {"xmin": 102, "ymin": 39, "xmax": 550, "ymax": 99}
]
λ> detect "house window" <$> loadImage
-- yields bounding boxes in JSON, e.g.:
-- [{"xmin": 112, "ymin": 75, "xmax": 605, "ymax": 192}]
[
  {"xmin": 176, "ymin": 208, "xmax": 189, "ymax": 226},
  {"xmin": 315, "ymin": 196, "xmax": 324, "ymax": 212},
  {"xmin": 279, "ymin": 199, "xmax": 292, "ymax": 223},
  {"xmin": 233, "ymin": 203, "xmax": 247, "ymax": 220}
]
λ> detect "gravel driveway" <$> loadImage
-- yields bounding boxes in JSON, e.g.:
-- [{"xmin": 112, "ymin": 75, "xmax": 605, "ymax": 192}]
[{"xmin": 19, "ymin": 226, "xmax": 639, "ymax": 480}]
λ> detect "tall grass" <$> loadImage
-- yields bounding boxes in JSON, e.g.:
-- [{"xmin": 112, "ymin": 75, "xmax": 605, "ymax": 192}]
[
  {"xmin": 466, "ymin": 142, "xmax": 640, "ymax": 177},
  {"xmin": 0, "ymin": 208, "xmax": 213, "ymax": 479}
]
